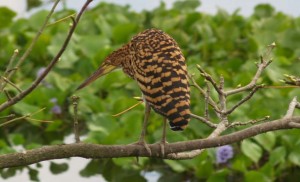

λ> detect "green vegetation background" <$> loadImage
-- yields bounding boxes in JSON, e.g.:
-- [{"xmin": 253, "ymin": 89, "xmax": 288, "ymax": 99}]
[{"xmin": 0, "ymin": 1, "xmax": 300, "ymax": 181}]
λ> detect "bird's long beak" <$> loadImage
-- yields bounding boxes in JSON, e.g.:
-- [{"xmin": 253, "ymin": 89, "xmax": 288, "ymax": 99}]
[{"xmin": 76, "ymin": 63, "xmax": 117, "ymax": 90}]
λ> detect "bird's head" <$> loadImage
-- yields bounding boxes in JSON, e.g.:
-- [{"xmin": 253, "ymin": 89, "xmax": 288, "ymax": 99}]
[{"xmin": 76, "ymin": 46, "xmax": 130, "ymax": 90}]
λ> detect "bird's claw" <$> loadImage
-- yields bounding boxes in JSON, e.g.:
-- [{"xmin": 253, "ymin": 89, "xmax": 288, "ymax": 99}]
[{"xmin": 157, "ymin": 140, "xmax": 168, "ymax": 158}]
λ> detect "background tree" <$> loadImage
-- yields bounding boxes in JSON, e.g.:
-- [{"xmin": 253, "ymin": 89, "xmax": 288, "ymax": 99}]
[{"xmin": 0, "ymin": 0, "xmax": 299, "ymax": 181}]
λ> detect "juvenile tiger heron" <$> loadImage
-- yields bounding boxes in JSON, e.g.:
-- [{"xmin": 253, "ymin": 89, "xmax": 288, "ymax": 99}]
[{"xmin": 77, "ymin": 29, "xmax": 190, "ymax": 156}]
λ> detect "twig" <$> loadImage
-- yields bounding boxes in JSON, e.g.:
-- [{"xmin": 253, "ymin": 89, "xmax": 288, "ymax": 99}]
[
  {"xmin": 0, "ymin": 0, "xmax": 93, "ymax": 113},
  {"xmin": 225, "ymin": 86, "xmax": 262, "ymax": 115},
  {"xmin": 225, "ymin": 43, "xmax": 276, "ymax": 96},
  {"xmin": 282, "ymin": 74, "xmax": 300, "ymax": 86},
  {"xmin": 46, "ymin": 13, "xmax": 76, "ymax": 27},
  {"xmin": 0, "ymin": 114, "xmax": 15, "ymax": 120},
  {"xmin": 284, "ymin": 97, "xmax": 298, "ymax": 118},
  {"xmin": 5, "ymin": 0, "xmax": 61, "ymax": 85},
  {"xmin": 71, "ymin": 95, "xmax": 80, "ymax": 143},
  {"xmin": 1, "ymin": 77, "xmax": 22, "ymax": 93},
  {"xmin": 112, "ymin": 101, "xmax": 143, "ymax": 117},
  {"xmin": 190, "ymin": 113, "xmax": 217, "ymax": 128},
  {"xmin": 219, "ymin": 75, "xmax": 226, "ymax": 112},
  {"xmin": 0, "ymin": 108, "xmax": 46, "ymax": 127},
  {"xmin": 188, "ymin": 74, "xmax": 220, "ymax": 112},
  {"xmin": 228, "ymin": 116, "xmax": 270, "ymax": 128},
  {"xmin": 204, "ymin": 80, "xmax": 210, "ymax": 119},
  {"xmin": 0, "ymin": 49, "xmax": 19, "ymax": 92},
  {"xmin": 3, "ymin": 90, "xmax": 12, "ymax": 101},
  {"xmin": 197, "ymin": 65, "xmax": 223, "ymax": 95}
]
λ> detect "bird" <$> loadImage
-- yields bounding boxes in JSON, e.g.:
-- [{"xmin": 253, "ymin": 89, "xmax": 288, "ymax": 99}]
[{"xmin": 77, "ymin": 29, "xmax": 190, "ymax": 156}]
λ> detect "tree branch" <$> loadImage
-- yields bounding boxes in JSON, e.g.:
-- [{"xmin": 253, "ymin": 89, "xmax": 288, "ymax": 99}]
[
  {"xmin": 0, "ymin": 0, "xmax": 93, "ymax": 113},
  {"xmin": 1, "ymin": 116, "xmax": 299, "ymax": 168}
]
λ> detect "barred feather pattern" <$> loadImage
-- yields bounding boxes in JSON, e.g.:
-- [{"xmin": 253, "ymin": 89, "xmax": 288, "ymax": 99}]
[{"xmin": 96, "ymin": 29, "xmax": 190, "ymax": 131}]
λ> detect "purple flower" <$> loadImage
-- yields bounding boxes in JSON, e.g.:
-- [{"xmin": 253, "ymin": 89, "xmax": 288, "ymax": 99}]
[
  {"xmin": 51, "ymin": 105, "xmax": 62, "ymax": 114},
  {"xmin": 216, "ymin": 145, "xmax": 234, "ymax": 164}
]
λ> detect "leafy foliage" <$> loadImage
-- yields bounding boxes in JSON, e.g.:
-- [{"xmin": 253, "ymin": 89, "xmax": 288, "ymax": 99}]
[{"xmin": 0, "ymin": 0, "xmax": 300, "ymax": 181}]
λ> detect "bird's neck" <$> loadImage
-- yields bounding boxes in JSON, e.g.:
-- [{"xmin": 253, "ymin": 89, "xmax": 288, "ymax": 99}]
[{"xmin": 110, "ymin": 44, "xmax": 134, "ymax": 78}]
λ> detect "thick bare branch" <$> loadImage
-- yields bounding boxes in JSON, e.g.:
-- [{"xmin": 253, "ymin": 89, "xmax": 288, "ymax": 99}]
[{"xmin": 1, "ymin": 116, "xmax": 299, "ymax": 168}]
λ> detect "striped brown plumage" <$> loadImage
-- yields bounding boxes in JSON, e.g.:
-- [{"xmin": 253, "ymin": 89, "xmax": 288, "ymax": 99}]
[{"xmin": 77, "ymin": 29, "xmax": 190, "ymax": 131}]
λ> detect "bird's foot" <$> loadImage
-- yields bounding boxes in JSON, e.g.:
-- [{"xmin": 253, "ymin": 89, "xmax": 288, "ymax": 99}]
[
  {"xmin": 157, "ymin": 140, "xmax": 168, "ymax": 158},
  {"xmin": 131, "ymin": 140, "xmax": 152, "ymax": 156}
]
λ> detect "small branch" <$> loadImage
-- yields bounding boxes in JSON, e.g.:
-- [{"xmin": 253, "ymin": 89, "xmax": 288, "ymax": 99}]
[
  {"xmin": 188, "ymin": 74, "xmax": 220, "ymax": 112},
  {"xmin": 166, "ymin": 117, "xmax": 228, "ymax": 159},
  {"xmin": 71, "ymin": 95, "xmax": 80, "ymax": 143},
  {"xmin": 1, "ymin": 77, "xmax": 22, "ymax": 93},
  {"xmin": 225, "ymin": 43, "xmax": 275, "ymax": 96},
  {"xmin": 197, "ymin": 65, "xmax": 223, "ymax": 95},
  {"xmin": 219, "ymin": 75, "xmax": 226, "ymax": 112},
  {"xmin": 0, "ymin": 49, "xmax": 19, "ymax": 92},
  {"xmin": 288, "ymin": 122, "xmax": 300, "ymax": 128},
  {"xmin": 190, "ymin": 113, "xmax": 217, "ymax": 128},
  {"xmin": 5, "ymin": 0, "xmax": 61, "ymax": 84},
  {"xmin": 0, "ymin": 108, "xmax": 46, "ymax": 127},
  {"xmin": 204, "ymin": 81, "xmax": 210, "ymax": 119},
  {"xmin": 46, "ymin": 13, "xmax": 76, "ymax": 27},
  {"xmin": 282, "ymin": 74, "xmax": 300, "ymax": 86},
  {"xmin": 228, "ymin": 116, "xmax": 270, "ymax": 128},
  {"xmin": 112, "ymin": 101, "xmax": 143, "ymax": 117},
  {"xmin": 3, "ymin": 90, "xmax": 12, "ymax": 101},
  {"xmin": 225, "ymin": 86, "xmax": 262, "ymax": 115},
  {"xmin": 0, "ymin": 0, "xmax": 93, "ymax": 113},
  {"xmin": 284, "ymin": 97, "xmax": 298, "ymax": 118},
  {"xmin": 0, "ymin": 114, "xmax": 15, "ymax": 120}
]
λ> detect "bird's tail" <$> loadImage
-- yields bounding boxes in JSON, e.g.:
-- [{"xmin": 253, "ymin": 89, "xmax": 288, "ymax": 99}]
[{"xmin": 168, "ymin": 115, "xmax": 190, "ymax": 131}]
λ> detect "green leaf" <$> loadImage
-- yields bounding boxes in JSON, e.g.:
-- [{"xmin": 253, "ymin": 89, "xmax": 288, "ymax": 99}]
[
  {"xmin": 245, "ymin": 171, "xmax": 270, "ymax": 182},
  {"xmin": 0, "ymin": 7, "xmax": 16, "ymax": 29},
  {"xmin": 269, "ymin": 146, "xmax": 286, "ymax": 166},
  {"xmin": 12, "ymin": 102, "xmax": 41, "ymax": 117},
  {"xmin": 50, "ymin": 162, "xmax": 69, "ymax": 174},
  {"xmin": 80, "ymin": 160, "xmax": 101, "ymax": 177},
  {"xmin": 26, "ymin": 0, "xmax": 43, "ymax": 11},
  {"xmin": 207, "ymin": 169, "xmax": 229, "ymax": 182},
  {"xmin": 28, "ymin": 10, "xmax": 50, "ymax": 30},
  {"xmin": 45, "ymin": 120, "xmax": 63, "ymax": 132},
  {"xmin": 254, "ymin": 132, "xmax": 276, "ymax": 152},
  {"xmin": 288, "ymin": 151, "xmax": 300, "ymax": 166},
  {"xmin": 112, "ymin": 23, "xmax": 137, "ymax": 43},
  {"xmin": 241, "ymin": 140, "xmax": 262, "ymax": 163},
  {"xmin": 0, "ymin": 168, "xmax": 17, "ymax": 179},
  {"xmin": 254, "ymin": 4, "xmax": 275, "ymax": 18},
  {"xmin": 28, "ymin": 168, "xmax": 39, "ymax": 181},
  {"xmin": 10, "ymin": 134, "xmax": 25, "ymax": 145},
  {"xmin": 173, "ymin": 0, "xmax": 201, "ymax": 11},
  {"xmin": 164, "ymin": 160, "xmax": 185, "ymax": 173},
  {"xmin": 194, "ymin": 153, "xmax": 214, "ymax": 179}
]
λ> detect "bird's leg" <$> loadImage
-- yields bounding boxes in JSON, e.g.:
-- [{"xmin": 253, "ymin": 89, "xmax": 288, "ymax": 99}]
[
  {"xmin": 134, "ymin": 101, "xmax": 152, "ymax": 156},
  {"xmin": 159, "ymin": 118, "xmax": 168, "ymax": 157}
]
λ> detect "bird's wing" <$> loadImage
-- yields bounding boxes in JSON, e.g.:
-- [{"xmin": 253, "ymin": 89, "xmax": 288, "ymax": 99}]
[{"xmin": 130, "ymin": 30, "xmax": 190, "ymax": 129}]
